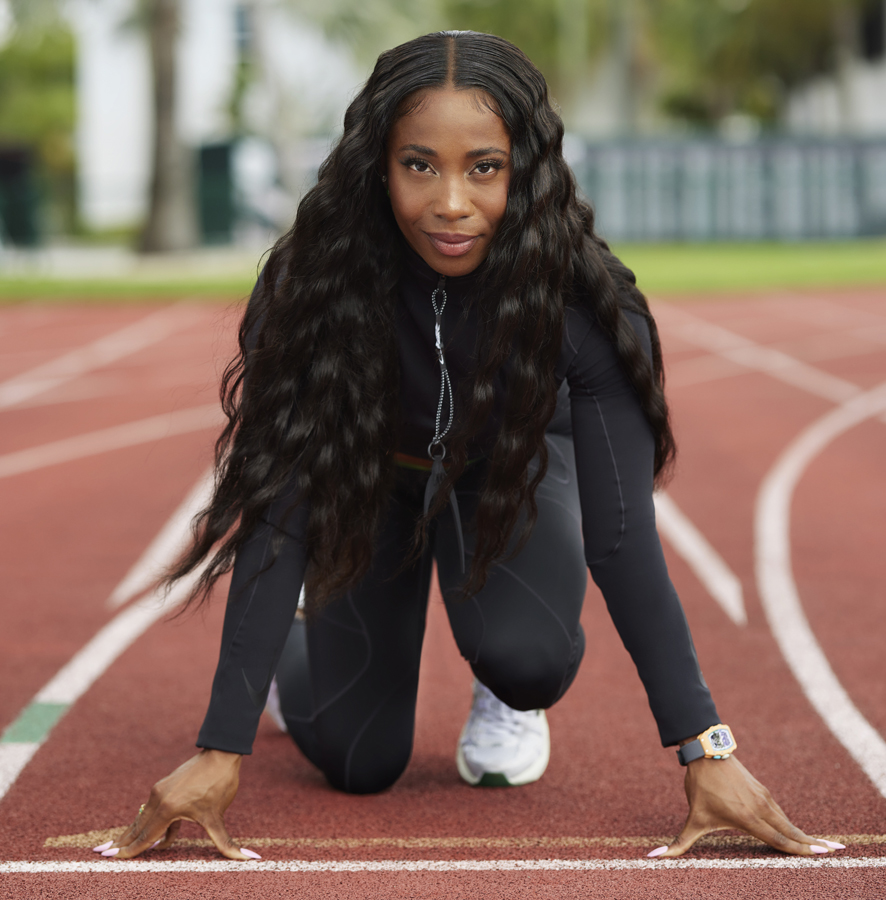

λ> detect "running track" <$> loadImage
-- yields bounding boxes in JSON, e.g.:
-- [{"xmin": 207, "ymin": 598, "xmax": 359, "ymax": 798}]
[{"xmin": 0, "ymin": 289, "xmax": 884, "ymax": 899}]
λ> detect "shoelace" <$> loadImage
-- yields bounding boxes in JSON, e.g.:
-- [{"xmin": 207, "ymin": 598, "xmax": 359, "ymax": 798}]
[{"xmin": 468, "ymin": 683, "xmax": 535, "ymax": 744}]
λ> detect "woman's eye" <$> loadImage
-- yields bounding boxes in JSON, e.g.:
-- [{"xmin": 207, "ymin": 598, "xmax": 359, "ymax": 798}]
[
  {"xmin": 474, "ymin": 160, "xmax": 502, "ymax": 175},
  {"xmin": 405, "ymin": 158, "xmax": 432, "ymax": 173}
]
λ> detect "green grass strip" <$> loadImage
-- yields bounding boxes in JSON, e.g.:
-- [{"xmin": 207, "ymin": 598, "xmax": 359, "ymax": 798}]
[
  {"xmin": 613, "ymin": 239, "xmax": 886, "ymax": 296},
  {"xmin": 0, "ymin": 276, "xmax": 255, "ymax": 304},
  {"xmin": 1, "ymin": 702, "xmax": 68, "ymax": 744}
]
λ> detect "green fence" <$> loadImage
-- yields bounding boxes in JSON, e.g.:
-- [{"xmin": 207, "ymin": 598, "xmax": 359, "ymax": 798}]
[
  {"xmin": 573, "ymin": 138, "xmax": 886, "ymax": 242},
  {"xmin": 0, "ymin": 147, "xmax": 40, "ymax": 247},
  {"xmin": 198, "ymin": 142, "xmax": 234, "ymax": 245}
]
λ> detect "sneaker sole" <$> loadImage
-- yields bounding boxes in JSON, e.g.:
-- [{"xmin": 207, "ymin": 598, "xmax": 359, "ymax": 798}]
[{"xmin": 455, "ymin": 710, "xmax": 550, "ymax": 787}]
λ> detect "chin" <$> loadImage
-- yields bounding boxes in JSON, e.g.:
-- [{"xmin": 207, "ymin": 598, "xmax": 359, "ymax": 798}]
[
  {"xmin": 425, "ymin": 245, "xmax": 489, "ymax": 277},
  {"xmin": 434, "ymin": 256, "xmax": 482, "ymax": 277}
]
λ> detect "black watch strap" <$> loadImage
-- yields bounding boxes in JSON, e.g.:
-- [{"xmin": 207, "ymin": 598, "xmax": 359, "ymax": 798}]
[{"xmin": 676, "ymin": 739, "xmax": 706, "ymax": 766}]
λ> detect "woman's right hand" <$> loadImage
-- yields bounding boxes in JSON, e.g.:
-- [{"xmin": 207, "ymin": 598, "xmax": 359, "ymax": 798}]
[{"xmin": 95, "ymin": 749, "xmax": 260, "ymax": 861}]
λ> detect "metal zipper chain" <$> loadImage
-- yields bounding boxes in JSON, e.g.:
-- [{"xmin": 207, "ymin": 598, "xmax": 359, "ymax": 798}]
[
  {"xmin": 423, "ymin": 273, "xmax": 465, "ymax": 572},
  {"xmin": 429, "ymin": 274, "xmax": 453, "ymax": 461}
]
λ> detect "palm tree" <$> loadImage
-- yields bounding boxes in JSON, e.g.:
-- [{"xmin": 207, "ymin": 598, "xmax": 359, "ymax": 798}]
[
  {"xmin": 137, "ymin": 0, "xmax": 198, "ymax": 252},
  {"xmin": 8, "ymin": 0, "xmax": 197, "ymax": 252}
]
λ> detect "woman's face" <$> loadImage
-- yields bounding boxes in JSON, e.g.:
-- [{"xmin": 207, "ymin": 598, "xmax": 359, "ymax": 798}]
[{"xmin": 385, "ymin": 87, "xmax": 511, "ymax": 277}]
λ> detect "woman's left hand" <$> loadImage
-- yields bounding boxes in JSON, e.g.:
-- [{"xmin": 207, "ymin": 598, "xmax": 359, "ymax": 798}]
[{"xmin": 650, "ymin": 754, "xmax": 843, "ymax": 857}]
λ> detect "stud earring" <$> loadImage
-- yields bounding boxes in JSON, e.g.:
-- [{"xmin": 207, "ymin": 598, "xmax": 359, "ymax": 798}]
[{"xmin": 381, "ymin": 175, "xmax": 387, "ymax": 183}]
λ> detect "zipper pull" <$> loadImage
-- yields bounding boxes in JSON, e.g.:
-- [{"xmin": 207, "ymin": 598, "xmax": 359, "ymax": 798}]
[{"xmin": 433, "ymin": 275, "xmax": 446, "ymax": 362}]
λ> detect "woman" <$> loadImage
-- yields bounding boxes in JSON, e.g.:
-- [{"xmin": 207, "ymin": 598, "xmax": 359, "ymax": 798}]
[{"xmin": 96, "ymin": 31, "xmax": 842, "ymax": 861}]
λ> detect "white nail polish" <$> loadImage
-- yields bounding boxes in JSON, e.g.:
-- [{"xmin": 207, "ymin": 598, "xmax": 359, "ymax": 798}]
[
  {"xmin": 92, "ymin": 840, "xmax": 114, "ymax": 852},
  {"xmin": 240, "ymin": 847, "xmax": 262, "ymax": 860},
  {"xmin": 810, "ymin": 845, "xmax": 828, "ymax": 854},
  {"xmin": 820, "ymin": 840, "xmax": 845, "ymax": 850},
  {"xmin": 101, "ymin": 847, "xmax": 120, "ymax": 857},
  {"xmin": 646, "ymin": 845, "xmax": 668, "ymax": 858}
]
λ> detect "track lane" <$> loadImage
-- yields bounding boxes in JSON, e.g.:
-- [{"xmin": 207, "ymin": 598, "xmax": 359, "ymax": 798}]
[{"xmin": 1, "ymin": 292, "xmax": 884, "ymax": 897}]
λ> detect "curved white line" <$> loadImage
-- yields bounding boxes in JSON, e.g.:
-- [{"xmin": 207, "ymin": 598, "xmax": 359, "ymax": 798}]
[
  {"xmin": 0, "ymin": 405, "xmax": 223, "ymax": 480},
  {"xmin": 654, "ymin": 492, "xmax": 746, "ymax": 626},
  {"xmin": 0, "ymin": 305, "xmax": 200, "ymax": 410},
  {"xmin": 0, "ymin": 560, "xmax": 208, "ymax": 803},
  {"xmin": 107, "ymin": 467, "xmax": 215, "ymax": 608},
  {"xmin": 755, "ymin": 381, "xmax": 886, "ymax": 798}
]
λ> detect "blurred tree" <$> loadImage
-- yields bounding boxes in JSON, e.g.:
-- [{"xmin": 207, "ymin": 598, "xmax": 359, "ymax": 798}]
[
  {"xmin": 136, "ymin": 0, "xmax": 198, "ymax": 252},
  {"xmin": 283, "ymin": 0, "xmax": 448, "ymax": 69},
  {"xmin": 4, "ymin": 0, "xmax": 198, "ymax": 247},
  {"xmin": 649, "ymin": 0, "xmax": 872, "ymax": 128},
  {"xmin": 442, "ymin": 0, "xmax": 608, "ymax": 103},
  {"xmin": 0, "ymin": 15, "xmax": 75, "ymax": 234}
]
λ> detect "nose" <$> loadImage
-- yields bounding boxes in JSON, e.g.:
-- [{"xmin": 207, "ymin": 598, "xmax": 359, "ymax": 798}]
[{"xmin": 432, "ymin": 174, "xmax": 472, "ymax": 221}]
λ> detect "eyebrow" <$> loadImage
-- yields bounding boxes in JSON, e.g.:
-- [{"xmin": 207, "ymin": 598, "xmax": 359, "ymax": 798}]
[{"xmin": 397, "ymin": 144, "xmax": 509, "ymax": 158}]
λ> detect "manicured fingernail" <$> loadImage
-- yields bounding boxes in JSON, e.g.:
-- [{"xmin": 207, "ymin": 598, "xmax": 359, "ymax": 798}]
[
  {"xmin": 92, "ymin": 840, "xmax": 114, "ymax": 852},
  {"xmin": 150, "ymin": 840, "xmax": 161, "ymax": 849},
  {"xmin": 101, "ymin": 848, "xmax": 120, "ymax": 857},
  {"xmin": 646, "ymin": 846, "xmax": 668, "ymax": 858},
  {"xmin": 240, "ymin": 847, "xmax": 261, "ymax": 860},
  {"xmin": 820, "ymin": 840, "xmax": 845, "ymax": 850},
  {"xmin": 810, "ymin": 845, "xmax": 829, "ymax": 854}
]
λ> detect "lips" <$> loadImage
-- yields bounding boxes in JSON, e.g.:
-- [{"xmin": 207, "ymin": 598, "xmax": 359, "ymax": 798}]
[{"xmin": 426, "ymin": 232, "xmax": 480, "ymax": 257}]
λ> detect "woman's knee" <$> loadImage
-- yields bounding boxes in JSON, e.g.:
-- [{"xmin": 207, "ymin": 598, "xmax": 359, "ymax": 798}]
[
  {"xmin": 313, "ymin": 681, "xmax": 418, "ymax": 794},
  {"xmin": 321, "ymin": 749, "xmax": 410, "ymax": 795},
  {"xmin": 474, "ymin": 628, "xmax": 584, "ymax": 710}
]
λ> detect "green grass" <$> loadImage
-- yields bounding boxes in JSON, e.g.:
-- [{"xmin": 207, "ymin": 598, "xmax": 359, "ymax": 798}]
[
  {"xmin": 0, "ymin": 274, "xmax": 256, "ymax": 304},
  {"xmin": 1, "ymin": 239, "xmax": 884, "ymax": 303},
  {"xmin": 613, "ymin": 239, "xmax": 886, "ymax": 296}
]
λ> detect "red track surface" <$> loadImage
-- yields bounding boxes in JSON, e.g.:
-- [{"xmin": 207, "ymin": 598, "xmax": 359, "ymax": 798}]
[{"xmin": 1, "ymin": 290, "xmax": 884, "ymax": 898}]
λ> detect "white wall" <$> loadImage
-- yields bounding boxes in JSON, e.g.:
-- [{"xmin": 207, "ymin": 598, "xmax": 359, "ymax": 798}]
[
  {"xmin": 69, "ymin": 0, "xmax": 151, "ymax": 229},
  {"xmin": 69, "ymin": 0, "xmax": 359, "ymax": 232},
  {"xmin": 69, "ymin": 0, "xmax": 240, "ymax": 230},
  {"xmin": 786, "ymin": 57, "xmax": 886, "ymax": 137}
]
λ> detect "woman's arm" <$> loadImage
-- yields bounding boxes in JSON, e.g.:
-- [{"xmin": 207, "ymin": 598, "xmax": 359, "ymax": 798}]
[
  {"xmin": 566, "ymin": 308, "xmax": 718, "ymax": 744},
  {"xmin": 197, "ymin": 501, "xmax": 308, "ymax": 754},
  {"xmin": 565, "ymin": 307, "xmax": 839, "ymax": 857},
  {"xmin": 99, "ymin": 495, "xmax": 309, "ymax": 861}
]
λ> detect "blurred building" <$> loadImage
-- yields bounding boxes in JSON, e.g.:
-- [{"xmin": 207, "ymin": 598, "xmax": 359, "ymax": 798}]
[
  {"xmin": 786, "ymin": 0, "xmax": 886, "ymax": 135},
  {"xmin": 67, "ymin": 0, "xmax": 358, "ymax": 239}
]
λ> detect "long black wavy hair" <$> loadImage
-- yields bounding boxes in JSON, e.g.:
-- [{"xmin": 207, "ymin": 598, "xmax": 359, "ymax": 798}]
[{"xmin": 168, "ymin": 30, "xmax": 675, "ymax": 613}]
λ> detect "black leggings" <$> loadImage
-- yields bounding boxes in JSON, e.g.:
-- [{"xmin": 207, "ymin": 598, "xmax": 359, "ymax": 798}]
[{"xmin": 275, "ymin": 432, "xmax": 588, "ymax": 795}]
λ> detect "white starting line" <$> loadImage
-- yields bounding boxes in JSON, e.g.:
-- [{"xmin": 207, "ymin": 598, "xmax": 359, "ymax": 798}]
[{"xmin": 0, "ymin": 856, "xmax": 883, "ymax": 874}]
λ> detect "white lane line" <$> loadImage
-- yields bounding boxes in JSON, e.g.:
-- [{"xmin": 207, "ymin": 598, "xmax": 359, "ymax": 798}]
[
  {"xmin": 108, "ymin": 467, "xmax": 215, "ymax": 608},
  {"xmin": 656, "ymin": 306, "xmax": 863, "ymax": 404},
  {"xmin": 0, "ymin": 745, "xmax": 41, "ymax": 804},
  {"xmin": 0, "ymin": 405, "xmax": 223, "ymax": 479},
  {"xmin": 0, "ymin": 305, "xmax": 201, "ymax": 410},
  {"xmin": 0, "ymin": 467, "xmax": 214, "ymax": 803},
  {"xmin": 0, "ymin": 857, "xmax": 882, "ymax": 873},
  {"xmin": 654, "ymin": 492, "xmax": 746, "ymax": 626},
  {"xmin": 0, "ymin": 566, "xmax": 206, "ymax": 803},
  {"xmin": 36, "ymin": 570, "xmax": 205, "ymax": 706},
  {"xmin": 755, "ymin": 381, "xmax": 886, "ymax": 799}
]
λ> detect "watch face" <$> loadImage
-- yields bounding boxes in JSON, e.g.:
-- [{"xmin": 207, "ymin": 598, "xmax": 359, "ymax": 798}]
[{"xmin": 709, "ymin": 729, "xmax": 734, "ymax": 752}]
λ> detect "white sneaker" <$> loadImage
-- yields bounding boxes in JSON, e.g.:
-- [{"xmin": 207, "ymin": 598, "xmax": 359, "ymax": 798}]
[
  {"xmin": 265, "ymin": 587, "xmax": 308, "ymax": 733},
  {"xmin": 264, "ymin": 676, "xmax": 288, "ymax": 732},
  {"xmin": 456, "ymin": 679, "xmax": 550, "ymax": 787}
]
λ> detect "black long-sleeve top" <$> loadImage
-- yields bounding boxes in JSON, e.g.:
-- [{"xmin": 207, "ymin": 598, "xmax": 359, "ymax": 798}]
[{"xmin": 197, "ymin": 248, "xmax": 719, "ymax": 754}]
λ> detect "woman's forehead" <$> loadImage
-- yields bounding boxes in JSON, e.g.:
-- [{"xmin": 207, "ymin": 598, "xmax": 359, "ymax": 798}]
[{"xmin": 389, "ymin": 88, "xmax": 509, "ymax": 149}]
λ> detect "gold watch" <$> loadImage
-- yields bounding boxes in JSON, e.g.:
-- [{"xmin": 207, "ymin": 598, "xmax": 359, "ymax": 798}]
[{"xmin": 676, "ymin": 724, "xmax": 737, "ymax": 766}]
